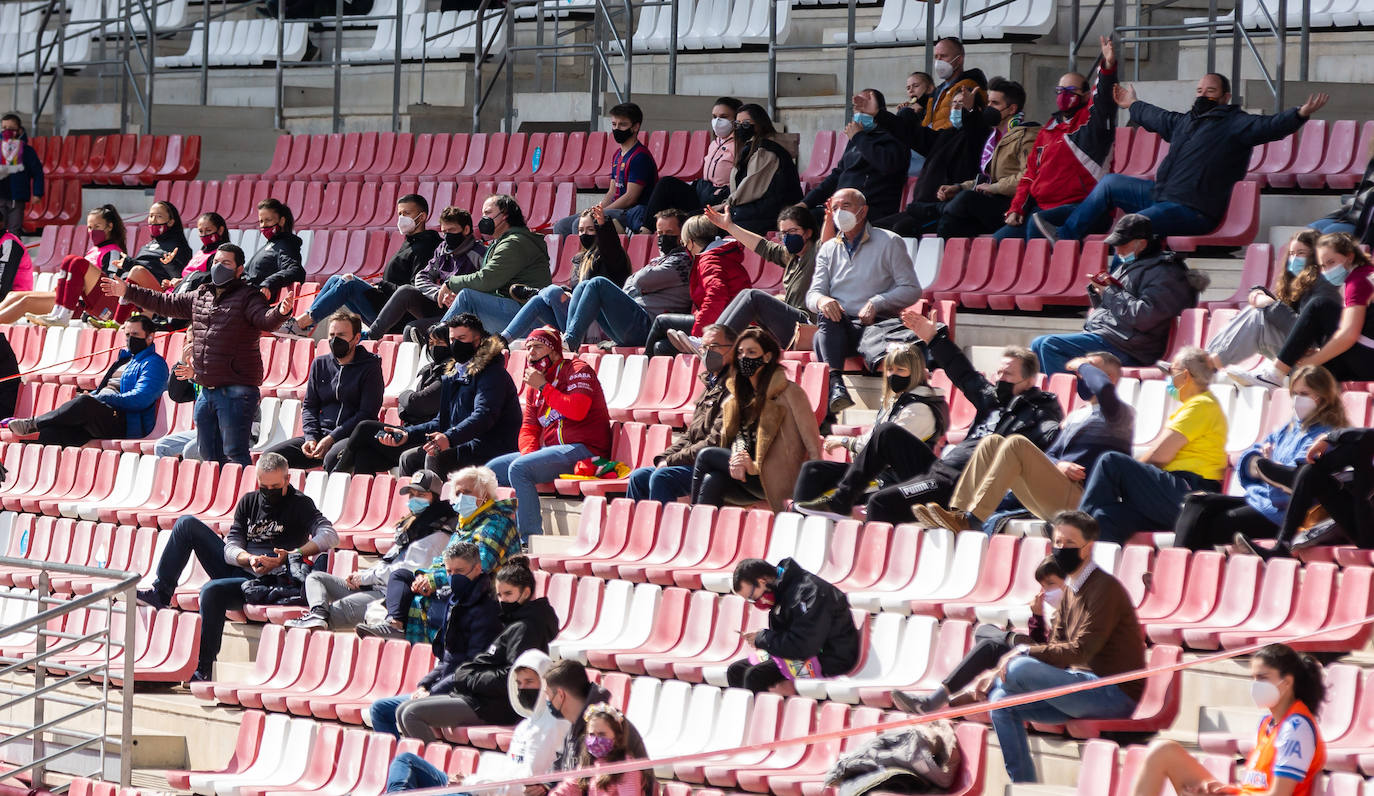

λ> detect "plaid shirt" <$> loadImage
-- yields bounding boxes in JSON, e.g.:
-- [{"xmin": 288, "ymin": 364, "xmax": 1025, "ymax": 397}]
[{"xmin": 405, "ymin": 499, "xmax": 522, "ymax": 643}]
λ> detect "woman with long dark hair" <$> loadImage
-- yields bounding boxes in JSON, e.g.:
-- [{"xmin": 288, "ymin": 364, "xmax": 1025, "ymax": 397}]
[{"xmin": 724, "ymin": 103, "xmax": 803, "ymax": 234}]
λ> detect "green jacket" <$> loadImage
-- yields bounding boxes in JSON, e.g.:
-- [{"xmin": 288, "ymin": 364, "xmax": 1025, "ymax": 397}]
[{"xmin": 445, "ymin": 226, "xmax": 551, "ymax": 297}]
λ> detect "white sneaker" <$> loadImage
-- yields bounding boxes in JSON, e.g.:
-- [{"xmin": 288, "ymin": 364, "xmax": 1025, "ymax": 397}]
[
  {"xmin": 1226, "ymin": 364, "xmax": 1284, "ymax": 390},
  {"xmin": 666, "ymin": 329, "xmax": 704, "ymax": 357}
]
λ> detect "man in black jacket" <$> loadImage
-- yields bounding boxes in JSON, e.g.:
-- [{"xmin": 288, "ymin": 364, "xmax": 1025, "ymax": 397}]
[
  {"xmin": 799, "ymin": 89, "xmax": 910, "ymax": 222},
  {"xmin": 798, "ymin": 309, "xmax": 1062, "ymax": 524},
  {"xmin": 727, "ymin": 557, "xmax": 860, "ymax": 694},
  {"xmin": 1039, "ymin": 73, "xmax": 1328, "ymax": 242},
  {"xmin": 266, "ymin": 309, "xmax": 384, "ymax": 471},
  {"xmin": 136, "ymin": 451, "xmax": 339, "ymax": 681},
  {"xmin": 534, "ymin": 660, "xmax": 652, "ymax": 796}
]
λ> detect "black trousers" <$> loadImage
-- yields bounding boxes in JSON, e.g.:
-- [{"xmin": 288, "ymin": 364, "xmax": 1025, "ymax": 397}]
[
  {"xmin": 813, "ymin": 315, "xmax": 864, "ymax": 371},
  {"xmin": 328, "ymin": 420, "xmax": 414, "ymax": 475},
  {"xmin": 726, "ymin": 658, "xmax": 789, "ymax": 693},
  {"xmin": 398, "ymin": 443, "xmax": 465, "ymax": 478},
  {"xmin": 793, "ymin": 460, "xmax": 849, "ymax": 503},
  {"xmin": 1173, "ymin": 492, "xmax": 1278, "ymax": 551},
  {"xmin": 937, "ymin": 190, "xmax": 1012, "ymax": 239},
  {"xmin": 644, "ymin": 177, "xmax": 728, "ymax": 226},
  {"xmin": 1277, "ymin": 295, "xmax": 1374, "ymax": 380},
  {"xmin": 943, "ymin": 628, "xmax": 1021, "ymax": 693},
  {"xmin": 830, "ymin": 423, "xmax": 940, "ymax": 507},
  {"xmin": 1275, "ymin": 430, "xmax": 1374, "ymax": 549},
  {"xmin": 35, "ymin": 393, "xmax": 126, "ymax": 447},
  {"xmin": 384, "ymin": 568, "xmax": 417, "ymax": 622},
  {"xmin": 691, "ymin": 446, "xmax": 765, "ymax": 507},
  {"xmin": 874, "ymin": 200, "xmax": 944, "ymax": 237},
  {"xmin": 370, "ymin": 285, "xmax": 442, "ymax": 340},
  {"xmin": 645, "ymin": 313, "xmax": 695, "ymax": 358},
  {"xmin": 266, "ymin": 435, "xmax": 347, "ymax": 471}
]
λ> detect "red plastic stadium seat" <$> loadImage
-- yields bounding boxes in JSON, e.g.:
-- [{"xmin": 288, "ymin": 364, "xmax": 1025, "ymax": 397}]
[
  {"xmin": 958, "ymin": 237, "xmax": 1022, "ymax": 308},
  {"xmin": 799, "ymin": 131, "xmax": 838, "ymax": 191},
  {"xmin": 1297, "ymin": 119, "xmax": 1358, "ymax": 189},
  {"xmin": 986, "ymin": 238, "xmax": 1051, "ymax": 310},
  {"xmin": 1264, "ymin": 120, "xmax": 1326, "ymax": 188},
  {"xmin": 1328, "ymin": 121, "xmax": 1374, "ymax": 190},
  {"xmin": 1061, "ymin": 644, "xmax": 1183, "ymax": 737},
  {"xmin": 1166, "ymin": 180, "xmax": 1261, "ymax": 251}
]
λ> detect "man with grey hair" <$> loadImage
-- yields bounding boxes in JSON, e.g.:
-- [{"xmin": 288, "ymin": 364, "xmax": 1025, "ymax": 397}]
[{"xmin": 136, "ymin": 451, "xmax": 339, "ymax": 682}]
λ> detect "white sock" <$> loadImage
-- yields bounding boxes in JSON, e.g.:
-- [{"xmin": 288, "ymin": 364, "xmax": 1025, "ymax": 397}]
[{"xmin": 49, "ymin": 306, "xmax": 72, "ymax": 321}]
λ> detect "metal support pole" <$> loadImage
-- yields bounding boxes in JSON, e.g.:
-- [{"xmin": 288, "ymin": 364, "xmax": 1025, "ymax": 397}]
[
  {"xmin": 1275, "ymin": 0, "xmax": 1285, "ymax": 111},
  {"xmin": 31, "ymin": 571, "xmax": 48, "ymax": 791},
  {"xmin": 392, "ymin": 0, "xmax": 403, "ymax": 131},
  {"xmin": 1069, "ymin": 0, "xmax": 1079, "ymax": 72},
  {"xmin": 200, "ymin": 0, "xmax": 210, "ymax": 105},
  {"xmin": 622, "ymin": 0, "xmax": 632, "ymax": 101},
  {"xmin": 55, "ymin": 2, "xmax": 67, "ymax": 133},
  {"xmin": 669, "ymin": 0, "xmax": 679, "ymax": 94},
  {"xmin": 119, "ymin": 591, "xmax": 135, "ymax": 788},
  {"xmin": 274, "ymin": 0, "xmax": 284, "ymax": 130},
  {"xmin": 419, "ymin": 12, "xmax": 428, "ymax": 105},
  {"xmin": 924, "ymin": 0, "xmax": 934, "ymax": 73},
  {"xmin": 767, "ymin": 0, "xmax": 777, "ymax": 118},
  {"xmin": 144, "ymin": 0, "xmax": 154, "ymax": 134},
  {"xmin": 1299, "ymin": 0, "xmax": 1309, "ymax": 81},
  {"xmin": 1205, "ymin": 0, "xmax": 1217, "ymax": 71},
  {"xmin": 535, "ymin": 9, "xmax": 544, "ymax": 89},
  {"xmin": 1231, "ymin": 0, "xmax": 1243, "ymax": 105},
  {"xmin": 333, "ymin": 0, "xmax": 342, "ymax": 132},
  {"xmin": 472, "ymin": 9, "xmax": 483, "ymax": 133},
  {"xmin": 957, "ymin": 0, "xmax": 964, "ymax": 41},
  {"xmin": 844, "ymin": 0, "xmax": 855, "ymax": 121},
  {"xmin": 504, "ymin": 7, "xmax": 515, "ymax": 132},
  {"xmin": 119, "ymin": 0, "xmax": 129, "ymax": 133}
]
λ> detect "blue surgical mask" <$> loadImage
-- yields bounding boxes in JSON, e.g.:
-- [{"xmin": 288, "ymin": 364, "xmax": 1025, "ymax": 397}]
[
  {"xmin": 949, "ymin": 109, "xmax": 963, "ymax": 129},
  {"xmin": 1165, "ymin": 376, "xmax": 1180, "ymax": 401},
  {"xmin": 1323, "ymin": 265, "xmax": 1348, "ymax": 286},
  {"xmin": 453, "ymin": 493, "xmax": 479, "ymax": 516},
  {"xmin": 852, "ymin": 112, "xmax": 876, "ymax": 131},
  {"xmin": 407, "ymin": 497, "xmax": 430, "ymax": 515},
  {"xmin": 1286, "ymin": 255, "xmax": 1307, "ymax": 275},
  {"xmin": 782, "ymin": 233, "xmax": 805, "ymax": 255},
  {"xmin": 1118, "ymin": 252, "xmax": 1136, "ymax": 266}
]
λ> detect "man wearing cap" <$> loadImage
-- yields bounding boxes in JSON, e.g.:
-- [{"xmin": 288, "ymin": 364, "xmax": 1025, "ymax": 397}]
[
  {"xmin": 487, "ymin": 326, "xmax": 612, "ymax": 540},
  {"xmin": 1031, "ymin": 214, "xmax": 1209, "ymax": 375},
  {"xmin": 287, "ymin": 470, "xmax": 457, "ymax": 631}
]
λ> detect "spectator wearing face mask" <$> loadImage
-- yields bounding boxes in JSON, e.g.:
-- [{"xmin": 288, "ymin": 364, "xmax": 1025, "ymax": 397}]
[
  {"xmin": 1038, "ymin": 74, "xmax": 1326, "ymax": 243},
  {"xmin": 264, "ymin": 309, "xmax": 384, "ymax": 471},
  {"xmin": 797, "ymin": 310, "xmax": 1062, "ymax": 524},
  {"xmin": 368, "ymin": 206, "xmax": 483, "ymax": 342},
  {"xmin": 641, "ymin": 215, "xmax": 750, "ymax": 358},
  {"xmin": 181, "ymin": 212, "xmax": 230, "ymax": 280},
  {"xmin": 640, "ymin": 97, "xmax": 743, "ymax": 228},
  {"xmin": 135, "ymin": 451, "xmax": 339, "ymax": 681},
  {"xmin": 103, "ymin": 244, "xmax": 294, "ymax": 466},
  {"xmin": 279, "ymin": 194, "xmax": 442, "ymax": 338},
  {"xmin": 488, "ymin": 327, "xmax": 611, "ymax": 540},
  {"xmin": 890, "ymin": 557, "xmax": 1066, "ymax": 715},
  {"xmin": 0, "ymin": 113, "xmax": 42, "ymax": 236},
  {"xmin": 806, "ymin": 188, "xmax": 923, "ymax": 413},
  {"xmin": 917, "ymin": 37, "xmax": 986, "ymax": 130},
  {"xmin": 0, "ymin": 207, "xmax": 32, "ymax": 303},
  {"xmin": 3, "ymin": 314, "xmax": 168, "ymax": 444},
  {"xmin": 500, "ymin": 204, "xmax": 631, "ymax": 344},
  {"xmin": 1031, "ymin": 214, "xmax": 1208, "ymax": 376},
  {"xmin": 799, "ymin": 88, "xmax": 909, "ymax": 222},
  {"xmin": 0, "ymin": 204, "xmax": 124, "ymax": 326},
  {"xmin": 552, "ymin": 103, "xmax": 657, "ymax": 236},
  {"xmin": 726, "ymin": 103, "xmax": 803, "ymax": 235},
  {"xmin": 287, "ymin": 470, "xmax": 457, "ymax": 630},
  {"xmin": 442, "ymin": 194, "xmax": 552, "ymax": 333},
  {"xmin": 534, "ymin": 661, "xmax": 650, "ymax": 796},
  {"xmin": 245, "ymin": 198, "xmax": 305, "ymax": 301},
  {"xmin": 548, "ymin": 704, "xmax": 655, "ymax": 796},
  {"xmin": 995, "ymin": 37, "xmax": 1118, "ymax": 242},
  {"xmin": 558, "ymin": 209, "xmax": 693, "ymax": 351},
  {"xmin": 370, "ymin": 314, "xmax": 521, "ymax": 477},
  {"xmin": 328, "ymin": 324, "xmax": 456, "ymax": 476},
  {"xmin": 727, "ymin": 557, "xmax": 860, "ymax": 694},
  {"xmin": 626, "ymin": 324, "xmax": 737, "ymax": 504}
]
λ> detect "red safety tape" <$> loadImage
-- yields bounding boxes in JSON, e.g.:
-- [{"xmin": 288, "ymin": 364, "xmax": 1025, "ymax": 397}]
[
  {"xmin": 0, "ymin": 329, "xmax": 181, "ymax": 384},
  {"xmin": 400, "ymin": 610, "xmax": 1374, "ymax": 795}
]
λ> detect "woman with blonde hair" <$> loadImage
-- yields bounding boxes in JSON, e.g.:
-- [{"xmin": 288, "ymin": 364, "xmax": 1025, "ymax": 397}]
[
  {"xmin": 1175, "ymin": 364, "xmax": 1348, "ymax": 550},
  {"xmin": 792, "ymin": 344, "xmax": 947, "ymax": 507}
]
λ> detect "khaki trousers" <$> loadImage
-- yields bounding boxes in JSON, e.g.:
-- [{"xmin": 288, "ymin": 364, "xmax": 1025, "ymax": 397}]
[{"xmin": 949, "ymin": 434, "xmax": 1084, "ymax": 522}]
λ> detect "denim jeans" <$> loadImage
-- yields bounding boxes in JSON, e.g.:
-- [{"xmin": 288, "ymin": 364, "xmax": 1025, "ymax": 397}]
[
  {"xmin": 553, "ymin": 206, "xmax": 646, "ymax": 236},
  {"xmin": 1309, "ymin": 216, "xmax": 1357, "ymax": 235},
  {"xmin": 371, "ymin": 694, "xmax": 409, "ymax": 738},
  {"xmin": 487, "ymin": 443, "xmax": 593, "ymax": 538},
  {"xmin": 502, "ymin": 284, "xmax": 571, "ymax": 341},
  {"xmin": 1078, "ymin": 451, "xmax": 1221, "ymax": 543},
  {"xmin": 385, "ymin": 752, "xmax": 448, "ymax": 793},
  {"xmin": 718, "ymin": 289, "xmax": 810, "ymax": 351},
  {"xmin": 1030, "ymin": 332, "xmax": 1140, "ymax": 376},
  {"xmin": 154, "ymin": 429, "xmax": 199, "ymax": 459},
  {"xmin": 625, "ymin": 465, "xmax": 694, "ymax": 503},
  {"xmin": 151, "ymin": 515, "xmax": 253, "ymax": 671},
  {"xmin": 443, "ymin": 289, "xmax": 522, "ymax": 334},
  {"xmin": 565, "ymin": 276, "xmax": 654, "ymax": 348},
  {"xmin": 195, "ymin": 384, "xmax": 259, "ymax": 466},
  {"xmin": 992, "ymin": 202, "xmax": 1077, "ymax": 242},
  {"xmin": 989, "ymin": 655, "xmax": 1138, "ymax": 782},
  {"xmin": 309, "ymin": 275, "xmax": 379, "ymax": 324},
  {"xmin": 1056, "ymin": 175, "xmax": 1217, "ymax": 241}
]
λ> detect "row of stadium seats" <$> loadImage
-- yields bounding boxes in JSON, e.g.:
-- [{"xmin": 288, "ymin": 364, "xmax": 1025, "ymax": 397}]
[
  {"xmin": 843, "ymin": 0, "xmax": 1054, "ymax": 44},
  {"xmin": 35, "ymin": 133, "xmax": 201, "ymax": 185}
]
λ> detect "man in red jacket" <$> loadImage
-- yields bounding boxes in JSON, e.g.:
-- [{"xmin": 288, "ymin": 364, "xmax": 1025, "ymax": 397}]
[
  {"xmin": 486, "ymin": 327, "xmax": 611, "ymax": 540},
  {"xmin": 994, "ymin": 36, "xmax": 1118, "ymax": 242}
]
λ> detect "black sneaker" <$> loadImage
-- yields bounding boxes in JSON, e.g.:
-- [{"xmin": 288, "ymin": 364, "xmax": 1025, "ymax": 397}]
[
  {"xmin": 828, "ymin": 380, "xmax": 855, "ymax": 414},
  {"xmin": 890, "ymin": 690, "xmax": 946, "ymax": 715},
  {"xmin": 794, "ymin": 495, "xmax": 851, "ymax": 522},
  {"xmin": 188, "ymin": 667, "xmax": 212, "ymax": 683},
  {"xmin": 136, "ymin": 588, "xmax": 169, "ymax": 610},
  {"xmin": 1233, "ymin": 532, "xmax": 1287, "ymax": 561},
  {"xmin": 1254, "ymin": 458, "xmax": 1298, "ymax": 491},
  {"xmin": 509, "ymin": 284, "xmax": 539, "ymax": 303}
]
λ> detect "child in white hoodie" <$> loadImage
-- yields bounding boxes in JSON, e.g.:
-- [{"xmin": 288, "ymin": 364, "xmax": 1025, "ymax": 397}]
[{"xmin": 384, "ymin": 649, "xmax": 570, "ymax": 793}]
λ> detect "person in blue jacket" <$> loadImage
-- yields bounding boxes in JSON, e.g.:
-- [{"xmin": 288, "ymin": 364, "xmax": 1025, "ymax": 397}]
[
  {"xmin": 1173, "ymin": 364, "xmax": 1348, "ymax": 550},
  {"xmin": 1037, "ymin": 74, "xmax": 1328, "ymax": 242},
  {"xmin": 374, "ymin": 313, "xmax": 522, "ymax": 478},
  {"xmin": 0, "ymin": 114, "xmax": 42, "ymax": 236},
  {"xmin": 4, "ymin": 314, "xmax": 168, "ymax": 445}
]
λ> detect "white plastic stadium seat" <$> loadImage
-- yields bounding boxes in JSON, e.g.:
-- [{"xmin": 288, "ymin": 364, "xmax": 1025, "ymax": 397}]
[
  {"xmin": 880, "ymin": 529, "xmax": 988, "ymax": 613},
  {"xmin": 847, "ymin": 527, "xmax": 951, "ymax": 611}
]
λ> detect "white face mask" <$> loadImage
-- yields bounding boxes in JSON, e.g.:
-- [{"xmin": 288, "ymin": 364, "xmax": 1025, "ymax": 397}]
[
  {"xmin": 397, "ymin": 214, "xmax": 418, "ymax": 235},
  {"xmin": 1293, "ymin": 395, "xmax": 1317, "ymax": 422},
  {"xmin": 1250, "ymin": 679, "xmax": 1282, "ymax": 710},
  {"xmin": 833, "ymin": 209, "xmax": 859, "ymax": 233},
  {"xmin": 933, "ymin": 58, "xmax": 955, "ymax": 82},
  {"xmin": 711, "ymin": 117, "xmax": 734, "ymax": 138},
  {"xmin": 1042, "ymin": 588, "xmax": 1063, "ymax": 609}
]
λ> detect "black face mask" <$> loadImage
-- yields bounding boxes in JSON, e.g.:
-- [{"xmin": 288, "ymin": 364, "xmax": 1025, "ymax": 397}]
[
  {"xmin": 499, "ymin": 599, "xmax": 523, "ymax": 620},
  {"xmin": 703, "ymin": 350, "xmax": 726, "ymax": 374},
  {"xmin": 546, "ymin": 697, "xmax": 563, "ymax": 720},
  {"xmin": 1191, "ymin": 96, "xmax": 1220, "ymax": 116},
  {"xmin": 259, "ymin": 485, "xmax": 287, "ymax": 505},
  {"xmin": 477, "ymin": 216, "xmax": 497, "ymax": 236},
  {"xmin": 517, "ymin": 688, "xmax": 540, "ymax": 711},
  {"xmin": 211, "ymin": 262, "xmax": 236, "ymax": 287},
  {"xmin": 1051, "ymin": 545, "xmax": 1083, "ymax": 573},
  {"xmin": 782, "ymin": 233, "xmax": 805, "ymax": 255},
  {"xmin": 429, "ymin": 344, "xmax": 451, "ymax": 362},
  {"xmin": 127, "ymin": 336, "xmax": 150, "ymax": 355},
  {"xmin": 450, "ymin": 339, "xmax": 477, "ymax": 363},
  {"xmin": 657, "ymin": 234, "xmax": 678, "ymax": 256},
  {"xmin": 579, "ymin": 233, "xmax": 597, "ymax": 251},
  {"xmin": 995, "ymin": 379, "xmax": 1016, "ymax": 405},
  {"xmin": 611, "ymin": 127, "xmax": 634, "ymax": 145},
  {"xmin": 982, "ymin": 106, "xmax": 1005, "ymax": 126},
  {"xmin": 736, "ymin": 122, "xmax": 755, "ymax": 142},
  {"xmin": 329, "ymin": 336, "xmax": 352, "ymax": 360},
  {"xmin": 444, "ymin": 231, "xmax": 467, "ymax": 249},
  {"xmin": 886, "ymin": 373, "xmax": 911, "ymax": 393},
  {"xmin": 737, "ymin": 355, "xmax": 766, "ymax": 378}
]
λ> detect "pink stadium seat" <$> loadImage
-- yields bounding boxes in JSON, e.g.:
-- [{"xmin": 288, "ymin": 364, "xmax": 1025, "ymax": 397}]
[
  {"xmin": 1060, "ymin": 644, "xmax": 1182, "ymax": 737},
  {"xmin": 1118, "ymin": 129, "xmax": 1159, "ymax": 177},
  {"xmin": 283, "ymin": 134, "xmax": 316, "ymax": 178},
  {"xmin": 986, "ymin": 238, "xmax": 1051, "ymax": 310},
  {"xmin": 1166, "ymin": 180, "xmax": 1262, "ymax": 251},
  {"xmin": 1328, "ymin": 121, "xmax": 1374, "ymax": 190},
  {"xmin": 1147, "ymin": 553, "xmax": 1258, "ymax": 644},
  {"xmin": 911, "ymin": 533, "xmax": 1019, "ymax": 618},
  {"xmin": 1017, "ymin": 240, "xmax": 1105, "ymax": 310},
  {"xmin": 164, "ymin": 709, "xmax": 268, "ymax": 790},
  {"xmin": 1203, "ymin": 243, "xmax": 1274, "ymax": 310},
  {"xmin": 799, "ymin": 131, "xmax": 837, "ymax": 191},
  {"xmin": 959, "ymin": 237, "xmax": 1024, "ymax": 308},
  {"xmin": 1181, "ymin": 557, "xmax": 1300, "ymax": 649},
  {"xmin": 1264, "ymin": 120, "xmax": 1327, "ymax": 188},
  {"xmin": 528, "ymin": 132, "xmax": 565, "ymax": 180},
  {"xmin": 572, "ymin": 133, "xmax": 610, "ymax": 190},
  {"xmin": 1298, "ymin": 119, "xmax": 1358, "ymax": 189}
]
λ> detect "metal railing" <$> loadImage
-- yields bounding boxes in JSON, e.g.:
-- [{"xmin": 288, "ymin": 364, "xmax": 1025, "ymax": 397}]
[{"xmin": 0, "ymin": 556, "xmax": 139, "ymax": 792}]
